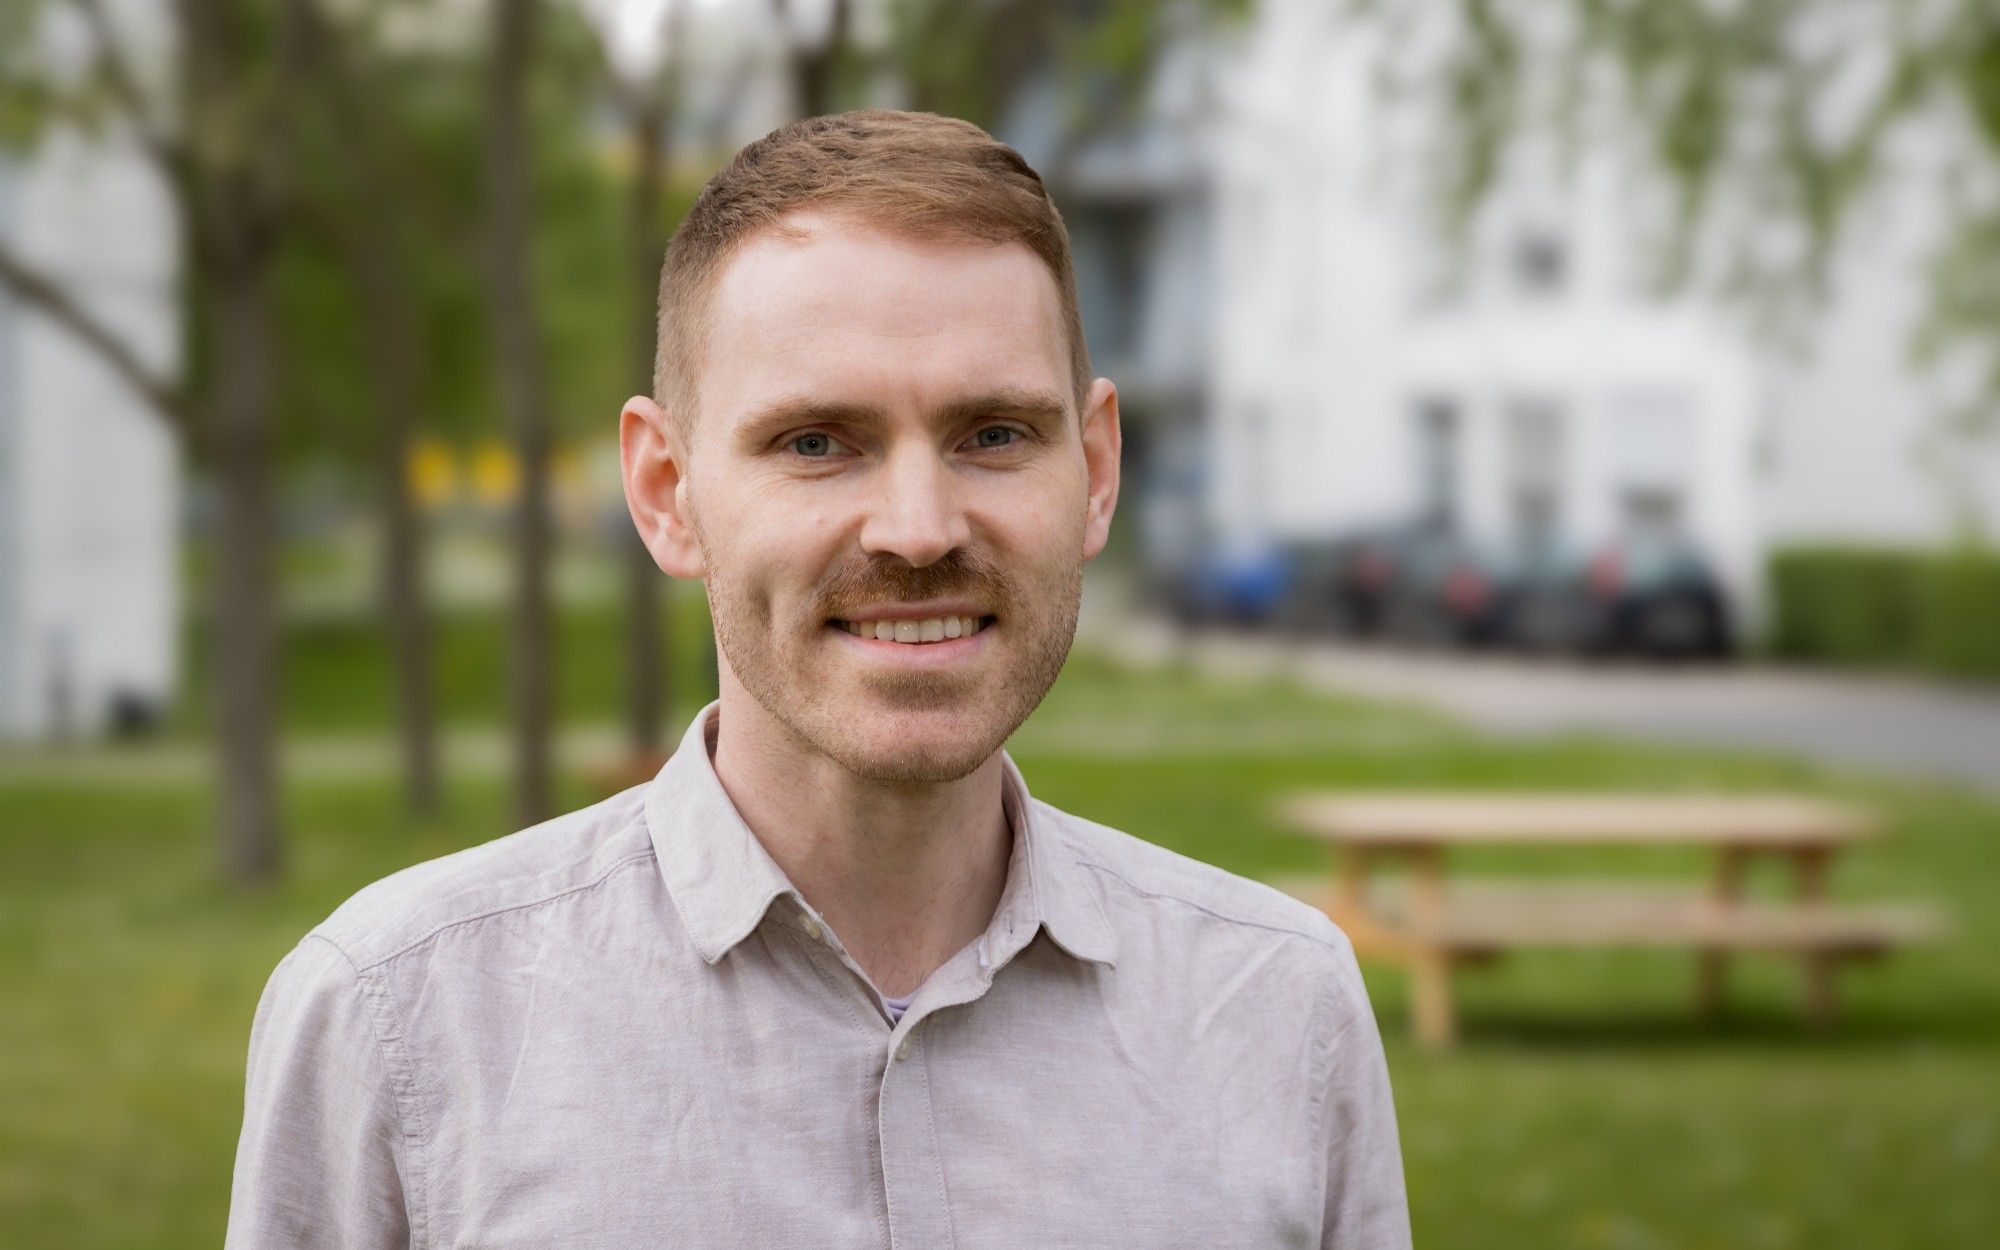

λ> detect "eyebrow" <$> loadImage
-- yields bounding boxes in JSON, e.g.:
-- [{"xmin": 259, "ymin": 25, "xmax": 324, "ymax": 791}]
[{"xmin": 736, "ymin": 388, "xmax": 1072, "ymax": 438}]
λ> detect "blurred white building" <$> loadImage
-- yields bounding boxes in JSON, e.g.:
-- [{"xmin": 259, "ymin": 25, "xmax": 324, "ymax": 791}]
[
  {"xmin": 1060, "ymin": 0, "xmax": 2000, "ymax": 639},
  {"xmin": 0, "ymin": 12, "xmax": 180, "ymax": 739},
  {"xmin": 1195, "ymin": 0, "xmax": 1760, "ymax": 630},
  {"xmin": 1754, "ymin": 116, "xmax": 2000, "ymax": 550}
]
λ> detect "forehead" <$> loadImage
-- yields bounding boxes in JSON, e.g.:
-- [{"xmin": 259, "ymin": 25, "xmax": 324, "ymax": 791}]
[{"xmin": 697, "ymin": 214, "xmax": 1070, "ymax": 430}]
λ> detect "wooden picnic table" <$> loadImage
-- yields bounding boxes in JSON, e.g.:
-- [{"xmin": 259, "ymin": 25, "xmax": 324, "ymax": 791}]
[{"xmin": 1271, "ymin": 792, "xmax": 1942, "ymax": 1048}]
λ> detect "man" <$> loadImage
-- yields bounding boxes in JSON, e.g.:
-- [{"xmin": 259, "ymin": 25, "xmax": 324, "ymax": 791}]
[{"xmin": 227, "ymin": 109, "xmax": 1410, "ymax": 1248}]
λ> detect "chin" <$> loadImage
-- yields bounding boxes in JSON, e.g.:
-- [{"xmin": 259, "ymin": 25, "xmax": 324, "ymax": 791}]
[{"xmin": 818, "ymin": 709, "xmax": 1003, "ymax": 784}]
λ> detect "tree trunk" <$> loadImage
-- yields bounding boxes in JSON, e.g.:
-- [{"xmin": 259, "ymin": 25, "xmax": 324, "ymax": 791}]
[
  {"xmin": 488, "ymin": 0, "xmax": 555, "ymax": 825},
  {"xmin": 208, "ymin": 216, "xmax": 282, "ymax": 883},
  {"xmin": 357, "ymin": 236, "xmax": 440, "ymax": 814},
  {"xmin": 296, "ymin": 0, "xmax": 441, "ymax": 816},
  {"xmin": 775, "ymin": 0, "xmax": 850, "ymax": 118},
  {"xmin": 186, "ymin": 0, "xmax": 304, "ymax": 885},
  {"xmin": 626, "ymin": 100, "xmax": 668, "ymax": 758}
]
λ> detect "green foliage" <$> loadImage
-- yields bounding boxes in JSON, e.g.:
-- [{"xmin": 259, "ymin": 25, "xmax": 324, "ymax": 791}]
[
  {"xmin": 1957, "ymin": 7, "xmax": 2000, "ymax": 155},
  {"xmin": 170, "ymin": 576, "xmax": 716, "ymax": 736},
  {"xmin": 530, "ymin": 123, "xmax": 639, "ymax": 434},
  {"xmin": 1915, "ymin": 545, "xmax": 2000, "ymax": 679},
  {"xmin": 270, "ymin": 0, "xmax": 651, "ymax": 484},
  {"xmin": 1766, "ymin": 546, "xmax": 1920, "ymax": 666},
  {"xmin": 1440, "ymin": 0, "xmax": 1520, "ymax": 234},
  {"xmin": 885, "ymin": 0, "xmax": 1250, "ymax": 160},
  {"xmin": 0, "ymin": 0, "xmax": 58, "ymax": 154},
  {"xmin": 1359, "ymin": 0, "xmax": 1998, "ymax": 476},
  {"xmin": 1767, "ymin": 544, "xmax": 2000, "ymax": 680},
  {"xmin": 272, "ymin": 20, "xmax": 487, "ymax": 462}
]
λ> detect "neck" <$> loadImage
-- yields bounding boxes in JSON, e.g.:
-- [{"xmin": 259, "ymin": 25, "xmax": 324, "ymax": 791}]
[{"xmin": 707, "ymin": 676, "xmax": 1013, "ymax": 1000}]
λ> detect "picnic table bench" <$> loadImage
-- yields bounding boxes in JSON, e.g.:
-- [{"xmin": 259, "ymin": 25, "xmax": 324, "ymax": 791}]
[{"xmin": 1269, "ymin": 792, "xmax": 1944, "ymax": 1048}]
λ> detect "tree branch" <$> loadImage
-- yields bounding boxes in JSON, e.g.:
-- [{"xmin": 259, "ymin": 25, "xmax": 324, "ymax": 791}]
[
  {"xmin": 68, "ymin": 0, "xmax": 194, "ymax": 195},
  {"xmin": 0, "ymin": 237, "xmax": 195, "ymax": 442}
]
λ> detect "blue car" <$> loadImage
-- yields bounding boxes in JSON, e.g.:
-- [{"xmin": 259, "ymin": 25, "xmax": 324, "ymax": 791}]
[{"xmin": 1159, "ymin": 543, "xmax": 1295, "ymax": 628}]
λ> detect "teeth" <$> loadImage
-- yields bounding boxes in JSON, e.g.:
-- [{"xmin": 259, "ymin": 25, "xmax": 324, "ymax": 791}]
[{"xmin": 840, "ymin": 615, "xmax": 986, "ymax": 644}]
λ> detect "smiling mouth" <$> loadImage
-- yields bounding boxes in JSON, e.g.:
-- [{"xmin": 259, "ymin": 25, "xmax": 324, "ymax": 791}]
[{"xmin": 831, "ymin": 615, "xmax": 995, "ymax": 644}]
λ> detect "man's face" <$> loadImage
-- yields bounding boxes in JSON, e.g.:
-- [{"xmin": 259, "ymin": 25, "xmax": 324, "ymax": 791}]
[{"xmin": 633, "ymin": 213, "xmax": 1120, "ymax": 784}]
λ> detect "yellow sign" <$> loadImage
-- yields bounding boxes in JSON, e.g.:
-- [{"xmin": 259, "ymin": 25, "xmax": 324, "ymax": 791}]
[
  {"xmin": 470, "ymin": 440, "xmax": 520, "ymax": 507},
  {"xmin": 407, "ymin": 438, "xmax": 458, "ymax": 508}
]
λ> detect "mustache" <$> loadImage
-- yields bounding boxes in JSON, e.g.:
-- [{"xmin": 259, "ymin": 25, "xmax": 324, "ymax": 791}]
[{"xmin": 815, "ymin": 549, "xmax": 1012, "ymax": 617}]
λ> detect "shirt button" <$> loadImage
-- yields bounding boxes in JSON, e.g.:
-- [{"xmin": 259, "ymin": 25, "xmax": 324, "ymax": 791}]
[
  {"xmin": 799, "ymin": 916, "xmax": 824, "ymax": 942},
  {"xmin": 893, "ymin": 1035, "xmax": 914, "ymax": 1062}
]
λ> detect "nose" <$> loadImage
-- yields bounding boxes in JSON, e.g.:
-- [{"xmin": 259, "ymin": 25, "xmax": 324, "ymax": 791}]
[{"xmin": 858, "ymin": 444, "xmax": 970, "ymax": 568}]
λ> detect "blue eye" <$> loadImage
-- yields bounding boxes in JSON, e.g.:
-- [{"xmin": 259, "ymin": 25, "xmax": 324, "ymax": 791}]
[
  {"xmin": 790, "ymin": 432, "xmax": 835, "ymax": 457},
  {"xmin": 972, "ymin": 426, "xmax": 1019, "ymax": 449}
]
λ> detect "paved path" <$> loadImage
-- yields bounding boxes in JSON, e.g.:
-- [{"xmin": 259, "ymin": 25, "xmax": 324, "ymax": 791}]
[{"xmin": 1111, "ymin": 620, "xmax": 2000, "ymax": 795}]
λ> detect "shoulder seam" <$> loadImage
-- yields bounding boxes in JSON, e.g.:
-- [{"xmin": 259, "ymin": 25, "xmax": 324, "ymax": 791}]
[
  {"xmin": 351, "ymin": 845, "xmax": 659, "ymax": 973},
  {"xmin": 1306, "ymin": 972, "xmax": 1359, "ymax": 1174},
  {"xmin": 1075, "ymin": 857, "xmax": 1347, "ymax": 953},
  {"xmin": 301, "ymin": 933, "xmax": 434, "ymax": 1249}
]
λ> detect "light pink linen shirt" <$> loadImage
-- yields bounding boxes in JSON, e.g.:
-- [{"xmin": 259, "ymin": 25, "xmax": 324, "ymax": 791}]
[{"xmin": 226, "ymin": 701, "xmax": 1410, "ymax": 1248}]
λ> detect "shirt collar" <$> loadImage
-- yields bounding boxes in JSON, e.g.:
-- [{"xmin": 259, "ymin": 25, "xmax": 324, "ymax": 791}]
[{"xmin": 646, "ymin": 700, "xmax": 1118, "ymax": 971}]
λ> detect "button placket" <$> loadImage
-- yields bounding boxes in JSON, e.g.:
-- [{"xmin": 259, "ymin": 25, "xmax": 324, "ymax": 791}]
[{"xmin": 877, "ymin": 1015, "xmax": 953, "ymax": 1248}]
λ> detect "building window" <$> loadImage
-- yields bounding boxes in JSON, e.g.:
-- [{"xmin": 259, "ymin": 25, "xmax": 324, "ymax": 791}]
[
  {"xmin": 1619, "ymin": 486, "xmax": 1682, "ymax": 540},
  {"xmin": 1511, "ymin": 228, "xmax": 1567, "ymax": 297},
  {"xmin": 1069, "ymin": 204, "xmax": 1150, "ymax": 366},
  {"xmin": 1504, "ymin": 396, "xmax": 1566, "ymax": 550},
  {"xmin": 1607, "ymin": 387, "xmax": 1695, "ymax": 541},
  {"xmin": 1412, "ymin": 396, "xmax": 1461, "ymax": 531}
]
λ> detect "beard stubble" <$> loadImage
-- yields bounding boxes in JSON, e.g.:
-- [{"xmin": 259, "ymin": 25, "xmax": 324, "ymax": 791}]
[{"xmin": 693, "ymin": 512, "xmax": 1083, "ymax": 783}]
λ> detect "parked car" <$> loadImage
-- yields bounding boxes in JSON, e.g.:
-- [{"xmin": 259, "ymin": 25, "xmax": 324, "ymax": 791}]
[
  {"xmin": 1499, "ymin": 532, "xmax": 1733, "ymax": 659},
  {"xmin": 1491, "ymin": 542, "xmax": 1601, "ymax": 655},
  {"xmin": 1376, "ymin": 527, "xmax": 1514, "ymax": 649},
  {"xmin": 1581, "ymin": 533, "xmax": 1735, "ymax": 659},
  {"xmin": 1269, "ymin": 519, "xmax": 1510, "ymax": 646},
  {"xmin": 1277, "ymin": 519, "xmax": 1442, "ymax": 639},
  {"xmin": 1269, "ymin": 536, "xmax": 1365, "ymax": 637},
  {"xmin": 1157, "ymin": 541, "xmax": 1293, "ymax": 629}
]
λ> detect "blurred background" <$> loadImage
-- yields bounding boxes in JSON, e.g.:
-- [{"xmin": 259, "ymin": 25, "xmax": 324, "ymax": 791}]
[{"xmin": 2, "ymin": 0, "xmax": 1996, "ymax": 1245}]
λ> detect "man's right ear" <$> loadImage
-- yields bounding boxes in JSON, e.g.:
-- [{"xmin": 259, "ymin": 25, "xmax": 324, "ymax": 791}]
[{"xmin": 620, "ymin": 395, "xmax": 706, "ymax": 579}]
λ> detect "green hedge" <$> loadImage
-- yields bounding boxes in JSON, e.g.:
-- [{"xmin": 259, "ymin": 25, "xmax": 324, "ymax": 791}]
[{"xmin": 1768, "ymin": 545, "xmax": 2000, "ymax": 680}]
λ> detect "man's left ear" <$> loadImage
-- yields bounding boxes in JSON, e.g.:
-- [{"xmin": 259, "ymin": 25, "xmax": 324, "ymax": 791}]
[{"xmin": 1079, "ymin": 377, "xmax": 1122, "ymax": 562}]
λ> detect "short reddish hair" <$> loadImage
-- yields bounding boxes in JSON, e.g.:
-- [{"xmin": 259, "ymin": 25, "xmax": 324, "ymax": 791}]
[{"xmin": 654, "ymin": 109, "xmax": 1090, "ymax": 427}]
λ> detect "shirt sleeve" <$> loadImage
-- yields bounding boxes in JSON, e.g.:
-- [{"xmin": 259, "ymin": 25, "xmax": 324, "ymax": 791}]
[
  {"xmin": 225, "ymin": 934, "xmax": 419, "ymax": 1249},
  {"xmin": 1317, "ymin": 933, "xmax": 1412, "ymax": 1250}
]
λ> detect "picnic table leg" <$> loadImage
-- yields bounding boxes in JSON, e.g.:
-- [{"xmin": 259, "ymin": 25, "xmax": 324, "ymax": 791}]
[
  {"xmin": 1695, "ymin": 845, "xmax": 1747, "ymax": 1019},
  {"xmin": 1332, "ymin": 844, "xmax": 1403, "ymax": 960},
  {"xmin": 1794, "ymin": 846, "xmax": 1836, "ymax": 1029},
  {"xmin": 1408, "ymin": 845, "xmax": 1455, "ymax": 1049},
  {"xmin": 1334, "ymin": 844, "xmax": 1371, "ymax": 924}
]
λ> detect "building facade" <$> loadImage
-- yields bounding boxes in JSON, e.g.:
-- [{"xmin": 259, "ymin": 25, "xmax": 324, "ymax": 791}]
[
  {"xmin": 0, "ymin": 128, "xmax": 180, "ymax": 739},
  {"xmin": 1058, "ymin": 0, "xmax": 1998, "ymax": 639}
]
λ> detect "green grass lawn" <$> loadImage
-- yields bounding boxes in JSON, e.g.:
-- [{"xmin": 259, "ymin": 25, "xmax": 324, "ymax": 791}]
[{"xmin": 4, "ymin": 632, "xmax": 1996, "ymax": 1248}]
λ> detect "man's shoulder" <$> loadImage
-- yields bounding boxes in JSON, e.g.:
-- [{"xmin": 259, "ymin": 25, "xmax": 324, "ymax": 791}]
[
  {"xmin": 1040, "ymin": 799, "xmax": 1353, "ymax": 961},
  {"xmin": 307, "ymin": 783, "xmax": 658, "ymax": 972}
]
